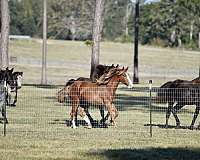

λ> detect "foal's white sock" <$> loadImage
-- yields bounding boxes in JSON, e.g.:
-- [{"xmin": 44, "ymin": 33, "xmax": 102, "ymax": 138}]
[
  {"xmin": 83, "ymin": 116, "xmax": 92, "ymax": 128},
  {"xmin": 71, "ymin": 118, "xmax": 77, "ymax": 129}
]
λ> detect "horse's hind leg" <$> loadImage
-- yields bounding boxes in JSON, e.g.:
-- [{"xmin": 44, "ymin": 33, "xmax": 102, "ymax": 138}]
[
  {"xmin": 171, "ymin": 103, "xmax": 183, "ymax": 128},
  {"xmin": 84, "ymin": 107, "xmax": 94, "ymax": 125},
  {"xmin": 1, "ymin": 107, "xmax": 8, "ymax": 124},
  {"xmin": 99, "ymin": 107, "xmax": 106, "ymax": 124},
  {"xmin": 70, "ymin": 99, "xmax": 79, "ymax": 129},
  {"xmin": 189, "ymin": 104, "xmax": 200, "ymax": 130},
  {"xmin": 78, "ymin": 107, "xmax": 92, "ymax": 129},
  {"xmin": 165, "ymin": 103, "xmax": 173, "ymax": 128}
]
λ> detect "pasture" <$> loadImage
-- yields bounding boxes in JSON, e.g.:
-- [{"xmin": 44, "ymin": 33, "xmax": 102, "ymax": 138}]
[
  {"xmin": 0, "ymin": 39, "xmax": 200, "ymax": 160},
  {"xmin": 9, "ymin": 39, "xmax": 200, "ymax": 85}
]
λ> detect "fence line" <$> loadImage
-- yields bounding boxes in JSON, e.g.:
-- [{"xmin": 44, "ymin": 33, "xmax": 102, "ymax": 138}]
[{"xmin": 1, "ymin": 84, "xmax": 200, "ymax": 138}]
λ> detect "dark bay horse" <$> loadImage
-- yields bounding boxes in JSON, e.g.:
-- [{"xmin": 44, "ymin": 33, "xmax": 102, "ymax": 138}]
[
  {"xmin": 68, "ymin": 67, "xmax": 133, "ymax": 129},
  {"xmin": 157, "ymin": 77, "xmax": 200, "ymax": 129},
  {"xmin": 0, "ymin": 68, "xmax": 15, "ymax": 123},
  {"xmin": 7, "ymin": 71, "xmax": 23, "ymax": 106}
]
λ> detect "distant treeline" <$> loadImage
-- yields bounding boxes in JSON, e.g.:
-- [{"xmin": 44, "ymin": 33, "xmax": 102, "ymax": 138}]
[{"xmin": 8, "ymin": 0, "xmax": 200, "ymax": 48}]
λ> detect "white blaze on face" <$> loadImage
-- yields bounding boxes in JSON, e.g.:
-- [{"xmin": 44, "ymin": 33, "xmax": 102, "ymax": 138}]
[
  {"xmin": 125, "ymin": 73, "xmax": 134, "ymax": 88},
  {"xmin": 17, "ymin": 75, "xmax": 23, "ymax": 88}
]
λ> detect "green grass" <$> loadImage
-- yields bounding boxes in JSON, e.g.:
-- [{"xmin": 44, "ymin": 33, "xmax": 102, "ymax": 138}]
[
  {"xmin": 0, "ymin": 85, "xmax": 200, "ymax": 160},
  {"xmin": 3, "ymin": 39, "xmax": 200, "ymax": 159}
]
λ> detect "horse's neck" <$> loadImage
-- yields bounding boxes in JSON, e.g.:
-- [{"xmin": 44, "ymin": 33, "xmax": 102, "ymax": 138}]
[{"xmin": 106, "ymin": 76, "xmax": 119, "ymax": 98}]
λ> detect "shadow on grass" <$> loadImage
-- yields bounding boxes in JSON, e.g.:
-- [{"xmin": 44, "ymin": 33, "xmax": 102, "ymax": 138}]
[
  {"xmin": 144, "ymin": 123, "xmax": 200, "ymax": 130},
  {"xmin": 49, "ymin": 119, "xmax": 108, "ymax": 128},
  {"xmin": 87, "ymin": 148, "xmax": 200, "ymax": 160},
  {"xmin": 115, "ymin": 93, "xmax": 196, "ymax": 114},
  {"xmin": 23, "ymin": 83, "xmax": 62, "ymax": 89}
]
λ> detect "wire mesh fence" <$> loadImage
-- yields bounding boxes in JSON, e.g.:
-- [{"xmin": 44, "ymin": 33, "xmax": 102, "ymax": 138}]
[{"xmin": 0, "ymin": 84, "xmax": 200, "ymax": 138}]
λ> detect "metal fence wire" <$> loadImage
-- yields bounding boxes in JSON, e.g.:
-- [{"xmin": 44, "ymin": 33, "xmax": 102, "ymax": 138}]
[{"xmin": 0, "ymin": 84, "xmax": 200, "ymax": 138}]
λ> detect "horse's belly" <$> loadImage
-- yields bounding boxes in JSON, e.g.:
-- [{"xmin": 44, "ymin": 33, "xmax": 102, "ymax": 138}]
[{"xmin": 80, "ymin": 94, "xmax": 104, "ymax": 106}]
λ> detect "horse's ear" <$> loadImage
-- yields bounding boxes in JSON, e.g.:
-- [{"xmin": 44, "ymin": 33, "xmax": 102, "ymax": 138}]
[
  {"xmin": 10, "ymin": 68, "xmax": 14, "ymax": 73},
  {"xmin": 116, "ymin": 64, "xmax": 119, "ymax": 68},
  {"xmin": 124, "ymin": 67, "xmax": 128, "ymax": 72},
  {"xmin": 96, "ymin": 64, "xmax": 104, "ymax": 71}
]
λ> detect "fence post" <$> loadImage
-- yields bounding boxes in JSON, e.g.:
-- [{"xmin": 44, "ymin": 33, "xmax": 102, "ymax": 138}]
[
  {"xmin": 3, "ymin": 83, "xmax": 7, "ymax": 136},
  {"xmin": 149, "ymin": 80, "xmax": 152, "ymax": 137}
]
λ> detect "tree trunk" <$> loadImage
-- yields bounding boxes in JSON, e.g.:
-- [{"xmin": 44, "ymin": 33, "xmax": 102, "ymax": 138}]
[
  {"xmin": 198, "ymin": 32, "xmax": 200, "ymax": 49},
  {"xmin": 90, "ymin": 0, "xmax": 105, "ymax": 81},
  {"xmin": 133, "ymin": 0, "xmax": 139, "ymax": 84},
  {"xmin": 0, "ymin": 0, "xmax": 10, "ymax": 68},
  {"xmin": 41, "ymin": 0, "xmax": 47, "ymax": 84},
  {"xmin": 125, "ymin": 3, "xmax": 131, "ymax": 36},
  {"xmin": 190, "ymin": 20, "xmax": 194, "ymax": 41}
]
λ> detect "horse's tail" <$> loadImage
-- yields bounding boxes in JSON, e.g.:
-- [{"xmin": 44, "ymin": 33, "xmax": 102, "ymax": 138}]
[{"xmin": 57, "ymin": 85, "xmax": 71, "ymax": 103}]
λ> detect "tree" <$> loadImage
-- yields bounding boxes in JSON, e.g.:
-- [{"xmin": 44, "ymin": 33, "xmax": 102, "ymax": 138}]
[
  {"xmin": 90, "ymin": 0, "xmax": 105, "ymax": 81},
  {"xmin": 133, "ymin": 0, "xmax": 139, "ymax": 83},
  {"xmin": 48, "ymin": 0, "xmax": 94, "ymax": 40},
  {"xmin": 0, "ymin": 0, "xmax": 10, "ymax": 68},
  {"xmin": 41, "ymin": 0, "xmax": 47, "ymax": 84}
]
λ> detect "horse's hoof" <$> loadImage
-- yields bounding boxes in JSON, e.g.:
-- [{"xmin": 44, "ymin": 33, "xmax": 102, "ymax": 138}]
[
  {"xmin": 164, "ymin": 124, "xmax": 168, "ymax": 129},
  {"xmin": 175, "ymin": 123, "xmax": 181, "ymax": 129},
  {"xmin": 71, "ymin": 126, "xmax": 77, "ymax": 129},
  {"xmin": 189, "ymin": 125, "xmax": 194, "ymax": 130},
  {"xmin": 10, "ymin": 104, "xmax": 16, "ymax": 107},
  {"xmin": 87, "ymin": 125, "xmax": 92, "ymax": 129}
]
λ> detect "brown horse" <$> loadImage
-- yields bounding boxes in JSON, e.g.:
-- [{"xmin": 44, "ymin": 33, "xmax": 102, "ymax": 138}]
[
  {"xmin": 157, "ymin": 77, "xmax": 200, "ymax": 129},
  {"xmin": 57, "ymin": 64, "xmax": 118, "ymax": 103},
  {"xmin": 68, "ymin": 67, "xmax": 133, "ymax": 129}
]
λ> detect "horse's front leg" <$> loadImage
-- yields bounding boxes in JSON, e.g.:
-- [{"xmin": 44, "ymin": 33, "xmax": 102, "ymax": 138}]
[
  {"xmin": 189, "ymin": 104, "xmax": 200, "ymax": 130},
  {"xmin": 106, "ymin": 103, "xmax": 117, "ymax": 127},
  {"xmin": 110, "ymin": 104, "xmax": 118, "ymax": 126},
  {"xmin": 11, "ymin": 90, "xmax": 17, "ymax": 106}
]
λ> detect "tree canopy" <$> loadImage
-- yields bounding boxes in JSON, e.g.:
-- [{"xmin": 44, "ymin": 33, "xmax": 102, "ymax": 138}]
[{"xmin": 7, "ymin": 0, "xmax": 200, "ymax": 48}]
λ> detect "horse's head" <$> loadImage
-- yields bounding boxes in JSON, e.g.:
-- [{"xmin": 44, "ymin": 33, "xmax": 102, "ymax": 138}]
[
  {"xmin": 97, "ymin": 67, "xmax": 134, "ymax": 88},
  {"xmin": 115, "ymin": 67, "xmax": 134, "ymax": 88},
  {"xmin": 13, "ymin": 71, "xmax": 23, "ymax": 89},
  {"xmin": 57, "ymin": 86, "xmax": 70, "ymax": 103},
  {"xmin": 1, "ymin": 68, "xmax": 15, "ymax": 90}
]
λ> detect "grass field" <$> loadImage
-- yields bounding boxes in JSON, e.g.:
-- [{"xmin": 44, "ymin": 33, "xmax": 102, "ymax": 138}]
[
  {"xmin": 0, "ymin": 85, "xmax": 200, "ymax": 160},
  {"xmin": 0, "ymin": 39, "xmax": 199, "ymax": 160}
]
